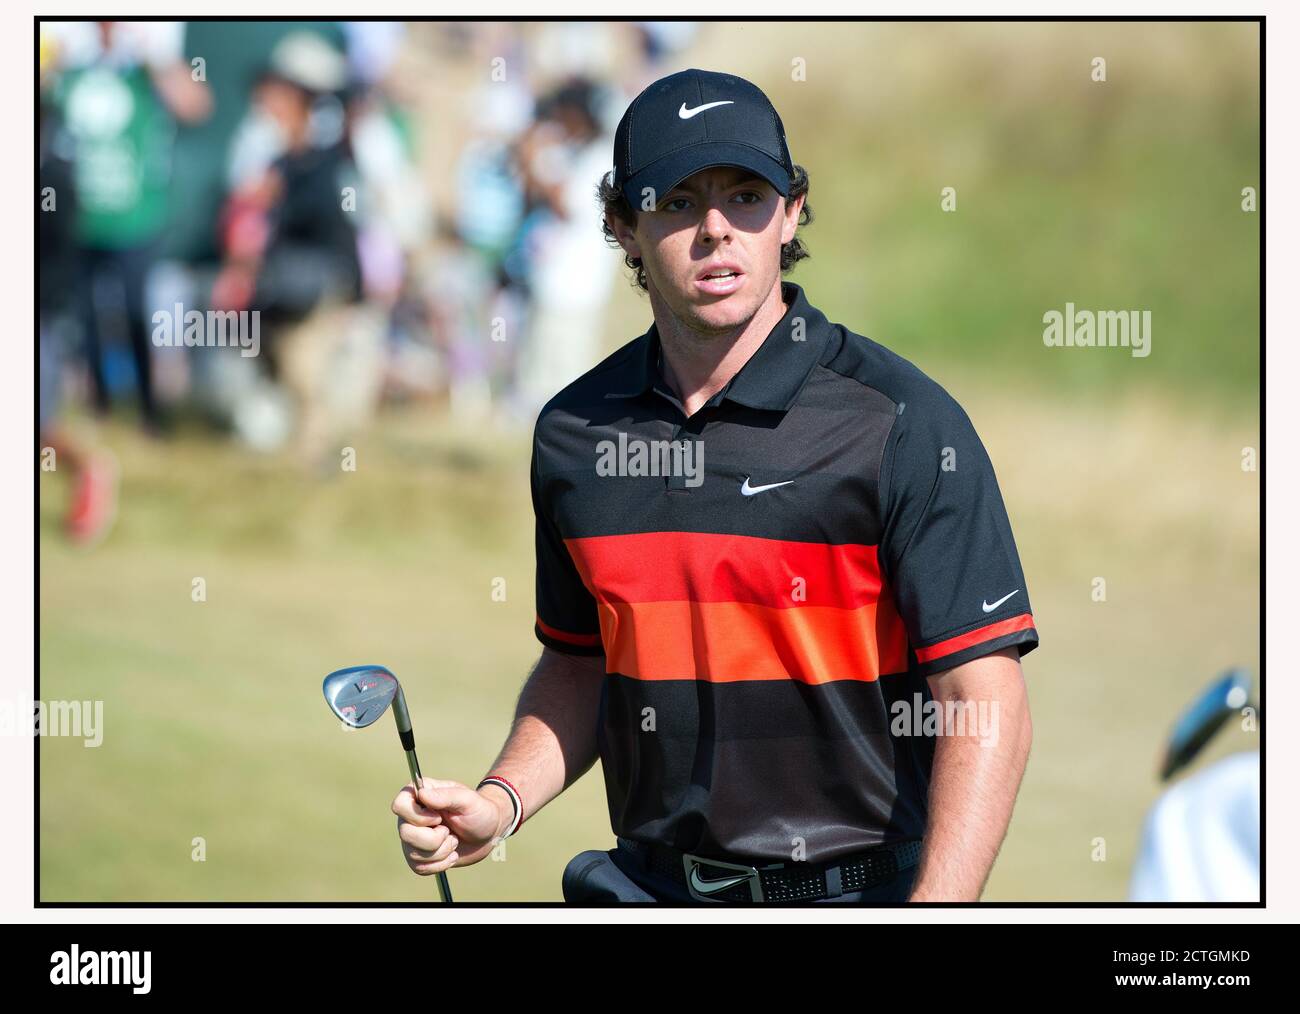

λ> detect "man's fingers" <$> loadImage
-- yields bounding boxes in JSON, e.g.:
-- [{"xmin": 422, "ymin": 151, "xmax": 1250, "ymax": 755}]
[
  {"xmin": 414, "ymin": 852, "xmax": 459, "ymax": 875},
  {"xmin": 395, "ymin": 780, "xmax": 474, "ymax": 877},
  {"xmin": 407, "ymin": 833, "xmax": 458, "ymax": 865},
  {"xmin": 392, "ymin": 787, "xmax": 443, "ymax": 826},
  {"xmin": 415, "ymin": 781, "xmax": 479, "ymax": 815},
  {"xmin": 402, "ymin": 818, "xmax": 459, "ymax": 875},
  {"xmin": 399, "ymin": 820, "xmax": 451, "ymax": 854},
  {"xmin": 416, "ymin": 778, "xmax": 463, "ymax": 791}
]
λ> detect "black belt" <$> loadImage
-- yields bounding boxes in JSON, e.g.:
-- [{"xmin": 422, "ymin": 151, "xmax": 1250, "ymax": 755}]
[{"xmin": 617, "ymin": 836, "xmax": 922, "ymax": 903}]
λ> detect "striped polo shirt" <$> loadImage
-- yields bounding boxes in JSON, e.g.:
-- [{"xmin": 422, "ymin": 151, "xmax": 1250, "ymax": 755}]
[{"xmin": 530, "ymin": 281, "xmax": 1038, "ymax": 863}]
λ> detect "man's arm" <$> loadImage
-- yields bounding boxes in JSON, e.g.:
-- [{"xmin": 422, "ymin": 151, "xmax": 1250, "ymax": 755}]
[
  {"xmin": 908, "ymin": 647, "xmax": 1033, "ymax": 901},
  {"xmin": 476, "ymin": 646, "xmax": 606, "ymax": 837}
]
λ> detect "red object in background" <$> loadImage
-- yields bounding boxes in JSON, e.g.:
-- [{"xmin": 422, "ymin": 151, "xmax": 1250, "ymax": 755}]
[
  {"xmin": 219, "ymin": 191, "xmax": 272, "ymax": 261},
  {"xmin": 210, "ymin": 264, "xmax": 256, "ymax": 313},
  {"xmin": 210, "ymin": 189, "xmax": 272, "ymax": 311},
  {"xmin": 66, "ymin": 454, "xmax": 119, "ymax": 546}
]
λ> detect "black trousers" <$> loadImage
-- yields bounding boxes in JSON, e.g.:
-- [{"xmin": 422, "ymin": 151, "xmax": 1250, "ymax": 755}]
[
  {"xmin": 562, "ymin": 844, "xmax": 917, "ymax": 904},
  {"xmin": 78, "ymin": 243, "xmax": 160, "ymax": 425}
]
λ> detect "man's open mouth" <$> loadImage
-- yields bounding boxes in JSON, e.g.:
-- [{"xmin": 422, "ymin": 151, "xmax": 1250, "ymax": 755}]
[{"xmin": 695, "ymin": 260, "xmax": 746, "ymax": 295}]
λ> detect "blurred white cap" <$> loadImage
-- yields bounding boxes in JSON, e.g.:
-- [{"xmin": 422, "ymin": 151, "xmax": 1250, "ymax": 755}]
[{"xmin": 269, "ymin": 32, "xmax": 348, "ymax": 94}]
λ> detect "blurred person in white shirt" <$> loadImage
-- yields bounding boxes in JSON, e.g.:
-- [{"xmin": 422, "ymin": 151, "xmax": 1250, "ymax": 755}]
[
  {"xmin": 509, "ymin": 77, "xmax": 618, "ymax": 423},
  {"xmin": 1129, "ymin": 751, "xmax": 1259, "ymax": 903}
]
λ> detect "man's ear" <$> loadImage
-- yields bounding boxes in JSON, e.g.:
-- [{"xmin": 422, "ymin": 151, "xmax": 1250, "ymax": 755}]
[
  {"xmin": 607, "ymin": 211, "xmax": 642, "ymax": 260},
  {"xmin": 779, "ymin": 193, "xmax": 805, "ymax": 245}
]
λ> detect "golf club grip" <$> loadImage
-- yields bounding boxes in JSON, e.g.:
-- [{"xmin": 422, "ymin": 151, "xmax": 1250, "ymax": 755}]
[{"xmin": 405, "ymin": 749, "xmax": 453, "ymax": 903}]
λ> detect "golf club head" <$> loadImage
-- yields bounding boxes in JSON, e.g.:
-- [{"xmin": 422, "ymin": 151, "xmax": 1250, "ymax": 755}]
[
  {"xmin": 1159, "ymin": 667, "xmax": 1253, "ymax": 781},
  {"xmin": 323, "ymin": 665, "xmax": 400, "ymax": 729}
]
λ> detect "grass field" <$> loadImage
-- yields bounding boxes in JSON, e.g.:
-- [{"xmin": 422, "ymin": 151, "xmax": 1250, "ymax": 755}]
[{"xmin": 38, "ymin": 21, "xmax": 1259, "ymax": 902}]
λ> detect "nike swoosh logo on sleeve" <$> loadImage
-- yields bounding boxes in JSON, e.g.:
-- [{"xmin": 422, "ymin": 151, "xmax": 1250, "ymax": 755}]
[{"xmin": 981, "ymin": 590, "xmax": 1020, "ymax": 613}]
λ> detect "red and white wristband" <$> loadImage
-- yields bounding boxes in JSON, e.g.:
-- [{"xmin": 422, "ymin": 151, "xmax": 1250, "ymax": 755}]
[{"xmin": 477, "ymin": 775, "xmax": 524, "ymax": 840}]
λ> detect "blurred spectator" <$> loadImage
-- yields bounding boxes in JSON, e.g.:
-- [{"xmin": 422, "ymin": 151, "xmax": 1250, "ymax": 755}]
[
  {"xmin": 217, "ymin": 33, "xmax": 361, "ymax": 323},
  {"xmin": 626, "ymin": 22, "xmax": 699, "ymax": 91},
  {"xmin": 424, "ymin": 59, "xmax": 532, "ymax": 421},
  {"xmin": 39, "ymin": 71, "xmax": 118, "ymax": 545},
  {"xmin": 212, "ymin": 32, "xmax": 379, "ymax": 463},
  {"xmin": 508, "ymin": 76, "xmax": 618, "ymax": 420},
  {"xmin": 1129, "ymin": 752, "xmax": 1260, "ymax": 902},
  {"xmin": 347, "ymin": 83, "xmax": 429, "ymax": 305},
  {"xmin": 38, "ymin": 20, "xmax": 676, "ymax": 456},
  {"xmin": 342, "ymin": 21, "xmax": 406, "ymax": 89},
  {"xmin": 167, "ymin": 20, "xmax": 347, "ymax": 265},
  {"xmin": 532, "ymin": 22, "xmax": 619, "ymax": 82},
  {"xmin": 44, "ymin": 21, "xmax": 211, "ymax": 434},
  {"xmin": 346, "ymin": 81, "xmax": 438, "ymax": 405}
]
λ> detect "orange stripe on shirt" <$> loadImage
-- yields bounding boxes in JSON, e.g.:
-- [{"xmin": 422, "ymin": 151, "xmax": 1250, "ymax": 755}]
[{"xmin": 597, "ymin": 598, "xmax": 909, "ymax": 682}]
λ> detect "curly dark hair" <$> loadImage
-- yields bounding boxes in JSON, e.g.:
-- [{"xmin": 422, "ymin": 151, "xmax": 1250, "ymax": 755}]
[{"xmin": 597, "ymin": 165, "xmax": 813, "ymax": 291}]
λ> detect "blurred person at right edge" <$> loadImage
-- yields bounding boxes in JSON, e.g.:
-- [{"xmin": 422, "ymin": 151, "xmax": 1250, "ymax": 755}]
[
  {"xmin": 213, "ymin": 32, "xmax": 369, "ymax": 465},
  {"xmin": 1129, "ymin": 751, "xmax": 1260, "ymax": 902},
  {"xmin": 44, "ymin": 21, "xmax": 211, "ymax": 436}
]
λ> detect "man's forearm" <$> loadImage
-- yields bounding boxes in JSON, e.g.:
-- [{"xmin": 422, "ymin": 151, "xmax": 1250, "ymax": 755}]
[
  {"xmin": 910, "ymin": 649, "xmax": 1033, "ymax": 901},
  {"xmin": 478, "ymin": 647, "xmax": 605, "ymax": 839}
]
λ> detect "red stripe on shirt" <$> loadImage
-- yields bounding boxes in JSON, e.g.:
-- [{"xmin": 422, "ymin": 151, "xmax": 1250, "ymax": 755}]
[
  {"xmin": 535, "ymin": 615, "xmax": 602, "ymax": 647},
  {"xmin": 564, "ymin": 531, "xmax": 886, "ymax": 610},
  {"xmin": 914, "ymin": 613, "xmax": 1036, "ymax": 664}
]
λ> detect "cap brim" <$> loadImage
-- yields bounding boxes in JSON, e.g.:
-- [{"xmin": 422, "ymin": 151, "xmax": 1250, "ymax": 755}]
[{"xmin": 622, "ymin": 141, "xmax": 792, "ymax": 205}]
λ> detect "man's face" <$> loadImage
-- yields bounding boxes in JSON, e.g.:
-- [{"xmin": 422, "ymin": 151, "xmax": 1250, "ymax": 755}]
[
  {"xmin": 256, "ymin": 79, "xmax": 313, "ymax": 142},
  {"xmin": 611, "ymin": 166, "xmax": 805, "ymax": 334}
]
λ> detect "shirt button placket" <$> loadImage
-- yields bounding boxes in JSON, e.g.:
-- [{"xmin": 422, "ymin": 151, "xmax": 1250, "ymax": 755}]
[{"xmin": 668, "ymin": 410, "xmax": 709, "ymax": 493}]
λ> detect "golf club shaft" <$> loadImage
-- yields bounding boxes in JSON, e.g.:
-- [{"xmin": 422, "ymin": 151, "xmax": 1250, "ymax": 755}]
[{"xmin": 405, "ymin": 748, "xmax": 453, "ymax": 903}]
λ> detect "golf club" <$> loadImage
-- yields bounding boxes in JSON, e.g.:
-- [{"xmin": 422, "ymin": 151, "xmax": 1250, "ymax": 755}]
[
  {"xmin": 322, "ymin": 664, "xmax": 453, "ymax": 903},
  {"xmin": 1158, "ymin": 667, "xmax": 1254, "ymax": 782}
]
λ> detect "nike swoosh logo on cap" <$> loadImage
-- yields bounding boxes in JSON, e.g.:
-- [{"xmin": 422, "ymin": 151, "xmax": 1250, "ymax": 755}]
[
  {"xmin": 982, "ymin": 590, "xmax": 1019, "ymax": 613},
  {"xmin": 678, "ymin": 100, "xmax": 734, "ymax": 119}
]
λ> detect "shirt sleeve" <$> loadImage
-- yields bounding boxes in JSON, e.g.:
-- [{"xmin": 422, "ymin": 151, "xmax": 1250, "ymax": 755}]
[
  {"xmin": 879, "ymin": 392, "xmax": 1039, "ymax": 677},
  {"xmin": 531, "ymin": 432, "xmax": 604, "ymax": 656}
]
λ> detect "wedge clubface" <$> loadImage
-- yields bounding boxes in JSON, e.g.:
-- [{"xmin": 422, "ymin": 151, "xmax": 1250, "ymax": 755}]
[
  {"xmin": 1159, "ymin": 668, "xmax": 1254, "ymax": 782},
  {"xmin": 322, "ymin": 664, "xmax": 453, "ymax": 902}
]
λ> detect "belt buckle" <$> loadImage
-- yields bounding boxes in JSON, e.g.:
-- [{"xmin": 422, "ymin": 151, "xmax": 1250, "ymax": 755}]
[{"xmin": 683, "ymin": 853, "xmax": 764, "ymax": 903}]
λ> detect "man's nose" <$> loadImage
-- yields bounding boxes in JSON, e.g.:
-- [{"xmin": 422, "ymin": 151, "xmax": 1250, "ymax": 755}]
[{"xmin": 698, "ymin": 204, "xmax": 732, "ymax": 243}]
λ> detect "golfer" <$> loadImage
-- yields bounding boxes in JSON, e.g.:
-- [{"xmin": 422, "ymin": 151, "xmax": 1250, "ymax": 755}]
[{"xmin": 393, "ymin": 69, "xmax": 1038, "ymax": 903}]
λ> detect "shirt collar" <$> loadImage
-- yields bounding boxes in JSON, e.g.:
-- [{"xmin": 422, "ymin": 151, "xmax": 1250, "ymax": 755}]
[{"xmin": 603, "ymin": 282, "xmax": 832, "ymax": 412}]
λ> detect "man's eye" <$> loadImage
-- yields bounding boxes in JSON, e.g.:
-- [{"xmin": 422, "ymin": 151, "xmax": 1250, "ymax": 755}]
[
  {"xmin": 732, "ymin": 191, "xmax": 762, "ymax": 204},
  {"xmin": 661, "ymin": 197, "xmax": 691, "ymax": 212}
]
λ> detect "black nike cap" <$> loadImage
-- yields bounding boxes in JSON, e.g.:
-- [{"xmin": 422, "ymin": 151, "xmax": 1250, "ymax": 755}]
[{"xmin": 612, "ymin": 68, "xmax": 795, "ymax": 207}]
